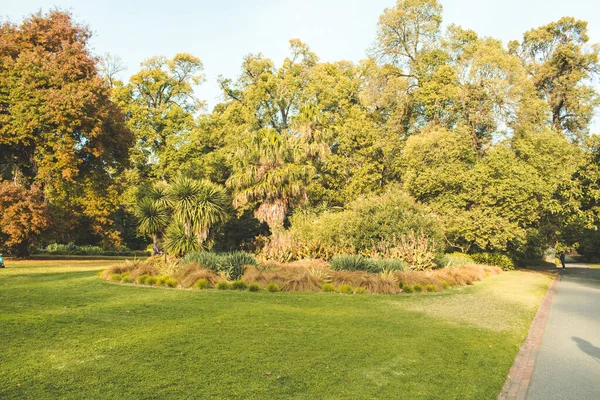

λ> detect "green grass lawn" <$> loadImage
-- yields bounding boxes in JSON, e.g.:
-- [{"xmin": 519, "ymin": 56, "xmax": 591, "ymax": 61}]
[{"xmin": 0, "ymin": 260, "xmax": 551, "ymax": 399}]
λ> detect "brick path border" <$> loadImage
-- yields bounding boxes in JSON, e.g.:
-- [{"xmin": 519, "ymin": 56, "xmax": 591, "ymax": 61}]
[{"xmin": 498, "ymin": 273, "xmax": 559, "ymax": 400}]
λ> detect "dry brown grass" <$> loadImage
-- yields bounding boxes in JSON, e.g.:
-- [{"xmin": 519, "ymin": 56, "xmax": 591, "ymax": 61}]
[{"xmin": 176, "ymin": 263, "xmax": 220, "ymax": 288}]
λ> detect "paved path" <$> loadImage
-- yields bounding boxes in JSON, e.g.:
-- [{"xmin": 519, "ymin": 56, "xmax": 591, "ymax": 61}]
[{"xmin": 527, "ymin": 264, "xmax": 600, "ymax": 400}]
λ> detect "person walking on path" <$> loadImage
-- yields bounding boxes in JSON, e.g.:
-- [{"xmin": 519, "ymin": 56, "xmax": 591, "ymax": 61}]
[{"xmin": 559, "ymin": 253, "xmax": 566, "ymax": 269}]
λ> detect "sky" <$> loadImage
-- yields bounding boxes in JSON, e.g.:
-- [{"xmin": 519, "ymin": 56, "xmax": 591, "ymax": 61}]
[{"xmin": 1, "ymin": 0, "xmax": 599, "ymax": 131}]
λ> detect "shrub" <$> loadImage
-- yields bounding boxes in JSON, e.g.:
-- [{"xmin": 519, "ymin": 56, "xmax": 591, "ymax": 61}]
[
  {"xmin": 121, "ymin": 276, "xmax": 132, "ymax": 284},
  {"xmin": 136, "ymin": 274, "xmax": 149, "ymax": 284},
  {"xmin": 440, "ymin": 252, "xmax": 475, "ymax": 267},
  {"xmin": 330, "ymin": 255, "xmax": 375, "ymax": 272},
  {"xmin": 402, "ymin": 284, "xmax": 414, "ymax": 293},
  {"xmin": 339, "ymin": 284, "xmax": 354, "ymax": 294},
  {"xmin": 413, "ymin": 284, "xmax": 423, "ymax": 292},
  {"xmin": 441, "ymin": 280, "xmax": 450, "ymax": 289},
  {"xmin": 183, "ymin": 252, "xmax": 223, "ymax": 271},
  {"xmin": 371, "ymin": 258, "xmax": 409, "ymax": 272},
  {"xmin": 472, "ymin": 253, "xmax": 515, "ymax": 271},
  {"xmin": 222, "ymin": 252, "xmax": 257, "ymax": 281},
  {"xmin": 110, "ymin": 273, "xmax": 122, "ymax": 282},
  {"xmin": 355, "ymin": 287, "xmax": 366, "ymax": 294},
  {"xmin": 182, "ymin": 251, "xmax": 257, "ymax": 280},
  {"xmin": 179, "ymin": 265, "xmax": 219, "ymax": 288},
  {"xmin": 194, "ymin": 279, "xmax": 210, "ymax": 289},
  {"xmin": 144, "ymin": 276, "xmax": 157, "ymax": 286},
  {"xmin": 322, "ymin": 283, "xmax": 335, "ymax": 293},
  {"xmin": 165, "ymin": 278, "xmax": 178, "ymax": 288},
  {"xmin": 248, "ymin": 283, "xmax": 261, "ymax": 292},
  {"xmin": 231, "ymin": 280, "xmax": 248, "ymax": 290},
  {"xmin": 216, "ymin": 281, "xmax": 231, "ymax": 290},
  {"xmin": 266, "ymin": 283, "xmax": 280, "ymax": 293},
  {"xmin": 156, "ymin": 276, "xmax": 168, "ymax": 286},
  {"xmin": 425, "ymin": 284, "xmax": 437, "ymax": 292},
  {"xmin": 289, "ymin": 187, "xmax": 444, "ymax": 262}
]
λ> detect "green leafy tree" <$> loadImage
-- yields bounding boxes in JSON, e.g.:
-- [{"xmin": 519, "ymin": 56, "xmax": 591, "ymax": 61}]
[
  {"xmin": 117, "ymin": 54, "xmax": 204, "ymax": 178},
  {"xmin": 511, "ymin": 17, "xmax": 600, "ymax": 139}
]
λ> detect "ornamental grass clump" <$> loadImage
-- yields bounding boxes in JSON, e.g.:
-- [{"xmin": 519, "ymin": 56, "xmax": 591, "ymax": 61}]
[
  {"xmin": 339, "ymin": 284, "xmax": 354, "ymax": 294},
  {"xmin": 110, "ymin": 273, "xmax": 122, "ymax": 282},
  {"xmin": 144, "ymin": 276, "xmax": 157, "ymax": 286},
  {"xmin": 330, "ymin": 255, "xmax": 375, "ymax": 273},
  {"xmin": 178, "ymin": 264, "xmax": 220, "ymax": 288},
  {"xmin": 266, "ymin": 283, "xmax": 280, "ymax": 293},
  {"xmin": 247, "ymin": 283, "xmax": 261, "ymax": 292},
  {"xmin": 322, "ymin": 283, "xmax": 335, "ymax": 293},
  {"xmin": 194, "ymin": 279, "xmax": 210, "ymax": 289},
  {"xmin": 165, "ymin": 278, "xmax": 178, "ymax": 288},
  {"xmin": 136, "ymin": 274, "xmax": 149, "ymax": 284},
  {"xmin": 231, "ymin": 280, "xmax": 248, "ymax": 290},
  {"xmin": 216, "ymin": 281, "xmax": 231, "ymax": 290},
  {"xmin": 425, "ymin": 284, "xmax": 437, "ymax": 292}
]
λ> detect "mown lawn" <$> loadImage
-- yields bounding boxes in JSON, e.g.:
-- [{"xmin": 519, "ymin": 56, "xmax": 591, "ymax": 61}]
[{"xmin": 0, "ymin": 260, "xmax": 551, "ymax": 399}]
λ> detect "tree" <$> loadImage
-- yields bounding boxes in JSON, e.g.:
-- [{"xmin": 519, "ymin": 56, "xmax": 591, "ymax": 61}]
[
  {"xmin": 98, "ymin": 53, "xmax": 126, "ymax": 88},
  {"xmin": 117, "ymin": 53, "xmax": 204, "ymax": 178},
  {"xmin": 227, "ymin": 129, "xmax": 315, "ymax": 234},
  {"xmin": 135, "ymin": 177, "xmax": 228, "ymax": 255},
  {"xmin": 0, "ymin": 182, "xmax": 48, "ymax": 257},
  {"xmin": 511, "ymin": 17, "xmax": 600, "ymax": 139},
  {"xmin": 0, "ymin": 10, "xmax": 133, "ymax": 248}
]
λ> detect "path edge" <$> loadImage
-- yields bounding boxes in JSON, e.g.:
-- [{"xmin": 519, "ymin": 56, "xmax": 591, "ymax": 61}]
[{"xmin": 497, "ymin": 273, "xmax": 559, "ymax": 400}]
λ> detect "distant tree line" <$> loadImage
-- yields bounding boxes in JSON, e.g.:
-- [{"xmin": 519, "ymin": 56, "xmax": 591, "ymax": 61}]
[{"xmin": 1, "ymin": 1, "xmax": 599, "ymax": 262}]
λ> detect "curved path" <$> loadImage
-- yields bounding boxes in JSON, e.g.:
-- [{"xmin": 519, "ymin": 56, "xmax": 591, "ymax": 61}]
[{"xmin": 526, "ymin": 264, "xmax": 600, "ymax": 400}]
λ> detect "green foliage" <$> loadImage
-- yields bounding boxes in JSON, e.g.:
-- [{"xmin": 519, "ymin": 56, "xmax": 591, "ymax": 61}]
[
  {"xmin": 338, "ymin": 285, "xmax": 354, "ymax": 294},
  {"xmin": 231, "ymin": 280, "xmax": 248, "ymax": 290},
  {"xmin": 440, "ymin": 253, "xmax": 475, "ymax": 267},
  {"xmin": 330, "ymin": 255, "xmax": 376, "ymax": 273},
  {"xmin": 194, "ymin": 279, "xmax": 210, "ymax": 289},
  {"xmin": 291, "ymin": 188, "xmax": 443, "ymax": 266},
  {"xmin": 216, "ymin": 281, "xmax": 231, "ymax": 290},
  {"xmin": 144, "ymin": 276, "xmax": 157, "ymax": 286},
  {"xmin": 109, "ymin": 274, "xmax": 122, "ymax": 282},
  {"xmin": 322, "ymin": 283, "xmax": 336, "ymax": 293},
  {"xmin": 247, "ymin": 283, "xmax": 261, "ymax": 292},
  {"xmin": 165, "ymin": 278, "xmax": 178, "ymax": 288},
  {"xmin": 425, "ymin": 284, "xmax": 437, "ymax": 292},
  {"xmin": 136, "ymin": 275, "xmax": 149, "ymax": 284},
  {"xmin": 355, "ymin": 287, "xmax": 367, "ymax": 294},
  {"xmin": 371, "ymin": 258, "xmax": 410, "ymax": 272},
  {"xmin": 266, "ymin": 283, "xmax": 280, "ymax": 293},
  {"xmin": 182, "ymin": 251, "xmax": 257, "ymax": 280},
  {"xmin": 121, "ymin": 276, "xmax": 132, "ymax": 284},
  {"xmin": 402, "ymin": 284, "xmax": 414, "ymax": 293},
  {"xmin": 471, "ymin": 253, "xmax": 515, "ymax": 271},
  {"xmin": 413, "ymin": 284, "xmax": 424, "ymax": 293},
  {"xmin": 156, "ymin": 276, "xmax": 168, "ymax": 286},
  {"xmin": 331, "ymin": 255, "xmax": 412, "ymax": 274}
]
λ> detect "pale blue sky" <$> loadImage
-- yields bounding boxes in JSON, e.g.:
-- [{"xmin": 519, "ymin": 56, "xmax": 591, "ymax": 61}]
[{"xmin": 1, "ymin": 0, "xmax": 599, "ymax": 130}]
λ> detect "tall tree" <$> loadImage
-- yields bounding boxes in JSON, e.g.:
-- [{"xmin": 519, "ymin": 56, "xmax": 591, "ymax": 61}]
[
  {"xmin": 511, "ymin": 17, "xmax": 600, "ymax": 139},
  {"xmin": 0, "ymin": 10, "xmax": 133, "ymax": 248},
  {"xmin": 117, "ymin": 54, "xmax": 204, "ymax": 179}
]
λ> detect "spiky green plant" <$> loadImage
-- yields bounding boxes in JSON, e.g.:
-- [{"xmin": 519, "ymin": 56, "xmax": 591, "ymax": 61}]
[
  {"xmin": 135, "ymin": 197, "xmax": 169, "ymax": 247},
  {"xmin": 226, "ymin": 129, "xmax": 316, "ymax": 234},
  {"xmin": 167, "ymin": 176, "xmax": 228, "ymax": 247},
  {"xmin": 163, "ymin": 222, "xmax": 201, "ymax": 256}
]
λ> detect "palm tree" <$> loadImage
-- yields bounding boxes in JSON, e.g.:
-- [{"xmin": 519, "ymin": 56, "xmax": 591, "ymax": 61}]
[
  {"xmin": 134, "ymin": 196, "xmax": 169, "ymax": 248},
  {"xmin": 227, "ymin": 129, "xmax": 315, "ymax": 234},
  {"xmin": 165, "ymin": 176, "xmax": 228, "ymax": 254}
]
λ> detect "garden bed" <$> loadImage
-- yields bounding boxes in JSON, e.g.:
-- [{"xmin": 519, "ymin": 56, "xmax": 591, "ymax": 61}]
[{"xmin": 101, "ymin": 256, "xmax": 502, "ymax": 295}]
